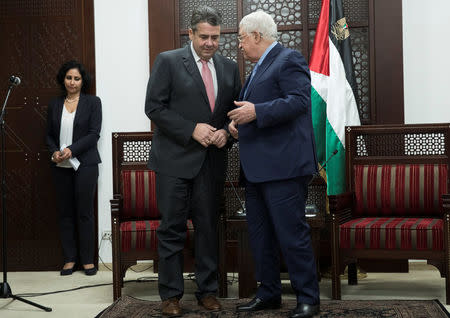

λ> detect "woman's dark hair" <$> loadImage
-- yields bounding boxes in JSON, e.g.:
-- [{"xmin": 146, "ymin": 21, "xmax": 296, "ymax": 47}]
[
  {"xmin": 56, "ymin": 60, "xmax": 91, "ymax": 94},
  {"xmin": 190, "ymin": 6, "xmax": 222, "ymax": 32}
]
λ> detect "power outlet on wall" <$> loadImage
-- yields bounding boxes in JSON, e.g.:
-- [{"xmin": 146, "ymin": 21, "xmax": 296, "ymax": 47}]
[{"xmin": 102, "ymin": 230, "xmax": 112, "ymax": 241}]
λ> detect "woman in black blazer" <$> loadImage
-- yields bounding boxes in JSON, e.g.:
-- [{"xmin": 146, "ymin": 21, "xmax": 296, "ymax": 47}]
[{"xmin": 46, "ymin": 60, "xmax": 102, "ymax": 276}]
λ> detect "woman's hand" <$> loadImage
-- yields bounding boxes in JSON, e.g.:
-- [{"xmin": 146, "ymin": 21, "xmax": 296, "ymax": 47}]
[
  {"xmin": 59, "ymin": 148, "xmax": 72, "ymax": 160},
  {"xmin": 51, "ymin": 151, "xmax": 63, "ymax": 163}
]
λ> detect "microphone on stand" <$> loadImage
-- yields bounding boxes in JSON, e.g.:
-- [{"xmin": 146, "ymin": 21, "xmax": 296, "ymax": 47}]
[
  {"xmin": 317, "ymin": 149, "xmax": 338, "ymax": 173},
  {"xmin": 9, "ymin": 76, "xmax": 21, "ymax": 87}
]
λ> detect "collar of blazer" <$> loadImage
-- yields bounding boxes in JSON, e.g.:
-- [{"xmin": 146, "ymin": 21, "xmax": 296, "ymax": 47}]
[
  {"xmin": 182, "ymin": 46, "xmax": 223, "ymax": 113},
  {"xmin": 242, "ymin": 42, "xmax": 283, "ymax": 100},
  {"xmin": 56, "ymin": 93, "xmax": 85, "ymax": 129}
]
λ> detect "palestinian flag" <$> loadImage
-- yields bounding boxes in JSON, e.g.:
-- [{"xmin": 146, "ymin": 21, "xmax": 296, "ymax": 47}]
[{"xmin": 310, "ymin": 0, "xmax": 361, "ymax": 195}]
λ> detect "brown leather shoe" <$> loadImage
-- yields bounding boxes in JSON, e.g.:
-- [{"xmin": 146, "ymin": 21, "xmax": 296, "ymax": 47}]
[
  {"xmin": 198, "ymin": 295, "xmax": 222, "ymax": 311},
  {"xmin": 161, "ymin": 298, "xmax": 181, "ymax": 316}
]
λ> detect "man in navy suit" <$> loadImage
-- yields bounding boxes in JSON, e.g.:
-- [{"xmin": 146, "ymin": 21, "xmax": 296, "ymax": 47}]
[
  {"xmin": 228, "ymin": 10, "xmax": 320, "ymax": 318},
  {"xmin": 145, "ymin": 5, "xmax": 241, "ymax": 316}
]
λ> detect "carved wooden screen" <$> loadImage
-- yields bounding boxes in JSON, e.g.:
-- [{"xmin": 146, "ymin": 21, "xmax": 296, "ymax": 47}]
[
  {"xmin": 0, "ymin": 0, "xmax": 96, "ymax": 270},
  {"xmin": 176, "ymin": 0, "xmax": 371, "ymax": 123}
]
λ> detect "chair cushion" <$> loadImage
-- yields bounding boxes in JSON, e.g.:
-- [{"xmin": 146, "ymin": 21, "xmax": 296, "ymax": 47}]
[
  {"xmin": 121, "ymin": 170, "xmax": 160, "ymax": 219},
  {"xmin": 340, "ymin": 217, "xmax": 443, "ymax": 250},
  {"xmin": 120, "ymin": 220, "xmax": 194, "ymax": 252},
  {"xmin": 354, "ymin": 164, "xmax": 447, "ymax": 216}
]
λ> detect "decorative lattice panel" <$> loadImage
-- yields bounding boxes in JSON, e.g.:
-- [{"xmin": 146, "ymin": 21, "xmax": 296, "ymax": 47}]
[
  {"xmin": 355, "ymin": 133, "xmax": 447, "ymax": 157},
  {"xmin": 351, "ymin": 27, "xmax": 369, "ymax": 121},
  {"xmin": 343, "ymin": 0, "xmax": 369, "ymax": 24},
  {"xmin": 122, "ymin": 141, "xmax": 151, "ymax": 163},
  {"xmin": 219, "ymin": 33, "xmax": 239, "ymax": 62},
  {"xmin": 227, "ymin": 142, "xmax": 240, "ymax": 181},
  {"xmin": 355, "ymin": 134, "xmax": 405, "ymax": 157},
  {"xmin": 404, "ymin": 133, "xmax": 446, "ymax": 155},
  {"xmin": 224, "ymin": 187, "xmax": 246, "ymax": 217},
  {"xmin": 308, "ymin": 0, "xmax": 322, "ymax": 25},
  {"xmin": 278, "ymin": 30, "xmax": 302, "ymax": 54},
  {"xmin": 179, "ymin": 0, "xmax": 238, "ymax": 30},
  {"xmin": 306, "ymin": 183, "xmax": 327, "ymax": 215},
  {"xmin": 244, "ymin": 0, "xmax": 302, "ymax": 26},
  {"xmin": 0, "ymin": 0, "xmax": 74, "ymax": 16},
  {"xmin": 309, "ymin": 29, "xmax": 316, "ymax": 60},
  {"xmin": 244, "ymin": 59, "xmax": 256, "ymax": 78},
  {"xmin": 308, "ymin": 0, "xmax": 368, "ymax": 25}
]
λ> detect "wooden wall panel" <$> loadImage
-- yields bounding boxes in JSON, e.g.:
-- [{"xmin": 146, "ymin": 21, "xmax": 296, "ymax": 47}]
[
  {"xmin": 0, "ymin": 0, "xmax": 97, "ymax": 270},
  {"xmin": 372, "ymin": 0, "xmax": 404, "ymax": 123}
]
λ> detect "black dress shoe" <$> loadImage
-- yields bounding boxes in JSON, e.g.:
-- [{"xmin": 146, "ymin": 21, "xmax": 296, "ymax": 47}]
[
  {"xmin": 60, "ymin": 265, "xmax": 76, "ymax": 276},
  {"xmin": 290, "ymin": 303, "xmax": 320, "ymax": 318},
  {"xmin": 236, "ymin": 297, "xmax": 282, "ymax": 312},
  {"xmin": 84, "ymin": 267, "xmax": 97, "ymax": 276},
  {"xmin": 60, "ymin": 268, "xmax": 74, "ymax": 276}
]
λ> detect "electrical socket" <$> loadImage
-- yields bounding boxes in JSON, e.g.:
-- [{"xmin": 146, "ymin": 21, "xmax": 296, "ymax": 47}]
[{"xmin": 102, "ymin": 230, "xmax": 112, "ymax": 241}]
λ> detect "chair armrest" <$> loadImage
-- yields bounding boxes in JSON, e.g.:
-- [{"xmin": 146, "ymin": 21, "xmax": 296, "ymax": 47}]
[
  {"xmin": 442, "ymin": 194, "xmax": 450, "ymax": 213},
  {"xmin": 110, "ymin": 194, "xmax": 122, "ymax": 219},
  {"xmin": 329, "ymin": 192, "xmax": 354, "ymax": 225},
  {"xmin": 328, "ymin": 191, "xmax": 354, "ymax": 213}
]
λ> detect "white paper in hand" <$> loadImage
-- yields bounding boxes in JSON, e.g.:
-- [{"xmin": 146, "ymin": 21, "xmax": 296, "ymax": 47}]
[{"xmin": 60, "ymin": 144, "xmax": 80, "ymax": 171}]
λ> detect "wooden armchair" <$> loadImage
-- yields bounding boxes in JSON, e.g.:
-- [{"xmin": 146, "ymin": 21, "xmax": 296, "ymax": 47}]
[
  {"xmin": 110, "ymin": 132, "xmax": 194, "ymax": 300},
  {"xmin": 330, "ymin": 123, "xmax": 450, "ymax": 304}
]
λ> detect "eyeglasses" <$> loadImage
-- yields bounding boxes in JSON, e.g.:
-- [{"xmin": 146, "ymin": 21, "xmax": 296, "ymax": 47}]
[
  {"xmin": 237, "ymin": 32, "xmax": 263, "ymax": 43},
  {"xmin": 237, "ymin": 34, "xmax": 248, "ymax": 43}
]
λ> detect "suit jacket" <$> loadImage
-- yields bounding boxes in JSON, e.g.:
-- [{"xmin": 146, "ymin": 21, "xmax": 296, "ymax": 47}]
[
  {"xmin": 145, "ymin": 46, "xmax": 241, "ymax": 179},
  {"xmin": 46, "ymin": 94, "xmax": 102, "ymax": 166},
  {"xmin": 238, "ymin": 43, "xmax": 317, "ymax": 183}
]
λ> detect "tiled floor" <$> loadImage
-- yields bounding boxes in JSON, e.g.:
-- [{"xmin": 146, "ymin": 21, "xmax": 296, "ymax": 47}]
[{"xmin": 0, "ymin": 261, "xmax": 448, "ymax": 317}]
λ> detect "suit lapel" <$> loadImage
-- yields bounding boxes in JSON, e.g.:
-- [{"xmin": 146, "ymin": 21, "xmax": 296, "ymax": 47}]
[
  {"xmin": 240, "ymin": 75, "xmax": 251, "ymax": 100},
  {"xmin": 182, "ymin": 46, "xmax": 211, "ymax": 110},
  {"xmin": 244, "ymin": 43, "xmax": 283, "ymax": 99},
  {"xmin": 73, "ymin": 93, "xmax": 85, "ymax": 128},
  {"xmin": 55, "ymin": 96, "xmax": 64, "ymax": 135}
]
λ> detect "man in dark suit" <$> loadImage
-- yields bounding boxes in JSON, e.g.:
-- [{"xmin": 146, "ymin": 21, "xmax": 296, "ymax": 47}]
[
  {"xmin": 228, "ymin": 10, "xmax": 320, "ymax": 318},
  {"xmin": 145, "ymin": 6, "xmax": 241, "ymax": 316}
]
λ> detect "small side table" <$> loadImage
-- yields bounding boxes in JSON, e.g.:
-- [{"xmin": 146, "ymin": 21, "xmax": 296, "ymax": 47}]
[{"xmin": 227, "ymin": 214, "xmax": 324, "ymax": 298}]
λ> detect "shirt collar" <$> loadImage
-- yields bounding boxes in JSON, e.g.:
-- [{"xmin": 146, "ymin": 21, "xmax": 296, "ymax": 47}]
[
  {"xmin": 190, "ymin": 42, "xmax": 214, "ymax": 65},
  {"xmin": 257, "ymin": 41, "xmax": 278, "ymax": 67}
]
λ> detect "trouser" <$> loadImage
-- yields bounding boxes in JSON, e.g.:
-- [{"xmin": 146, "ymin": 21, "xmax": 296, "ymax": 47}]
[
  {"xmin": 245, "ymin": 176, "xmax": 320, "ymax": 305},
  {"xmin": 52, "ymin": 165, "xmax": 98, "ymax": 265},
  {"xmin": 155, "ymin": 154, "xmax": 223, "ymax": 301}
]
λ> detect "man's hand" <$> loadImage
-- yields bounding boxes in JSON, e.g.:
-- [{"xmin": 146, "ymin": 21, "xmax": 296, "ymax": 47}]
[
  {"xmin": 192, "ymin": 123, "xmax": 217, "ymax": 147},
  {"xmin": 227, "ymin": 101, "xmax": 256, "ymax": 125},
  {"xmin": 210, "ymin": 129, "xmax": 229, "ymax": 148},
  {"xmin": 228, "ymin": 120, "xmax": 238, "ymax": 139}
]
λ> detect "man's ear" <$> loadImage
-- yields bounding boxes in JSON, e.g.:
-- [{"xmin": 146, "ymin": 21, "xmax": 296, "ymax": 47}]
[
  {"xmin": 254, "ymin": 31, "xmax": 262, "ymax": 43},
  {"xmin": 188, "ymin": 28, "xmax": 194, "ymax": 41}
]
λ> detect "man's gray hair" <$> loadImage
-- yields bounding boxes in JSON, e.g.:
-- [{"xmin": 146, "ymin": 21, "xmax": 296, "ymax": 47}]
[
  {"xmin": 239, "ymin": 10, "xmax": 278, "ymax": 41},
  {"xmin": 191, "ymin": 6, "xmax": 222, "ymax": 32}
]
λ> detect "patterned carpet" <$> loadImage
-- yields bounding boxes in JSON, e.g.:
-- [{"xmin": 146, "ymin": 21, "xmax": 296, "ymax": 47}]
[{"xmin": 96, "ymin": 296, "xmax": 450, "ymax": 318}]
